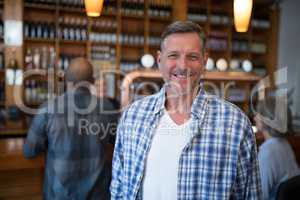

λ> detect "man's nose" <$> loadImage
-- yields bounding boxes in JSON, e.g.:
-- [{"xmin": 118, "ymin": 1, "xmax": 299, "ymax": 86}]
[{"xmin": 177, "ymin": 56, "xmax": 187, "ymax": 69}]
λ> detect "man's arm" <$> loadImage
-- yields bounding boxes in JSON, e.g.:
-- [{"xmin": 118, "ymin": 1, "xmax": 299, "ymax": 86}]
[
  {"xmin": 232, "ymin": 121, "xmax": 263, "ymax": 200},
  {"xmin": 23, "ymin": 107, "xmax": 48, "ymax": 158},
  {"xmin": 110, "ymin": 113, "xmax": 125, "ymax": 199}
]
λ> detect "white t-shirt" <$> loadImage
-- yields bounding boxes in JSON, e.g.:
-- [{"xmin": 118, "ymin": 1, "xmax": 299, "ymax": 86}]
[{"xmin": 142, "ymin": 110, "xmax": 193, "ymax": 200}]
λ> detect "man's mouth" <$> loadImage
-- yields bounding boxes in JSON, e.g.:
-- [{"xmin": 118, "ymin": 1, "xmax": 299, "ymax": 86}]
[{"xmin": 172, "ymin": 72, "xmax": 194, "ymax": 79}]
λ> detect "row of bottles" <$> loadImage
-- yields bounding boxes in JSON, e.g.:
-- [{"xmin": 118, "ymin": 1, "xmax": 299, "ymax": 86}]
[
  {"xmin": 91, "ymin": 45, "xmax": 116, "ymax": 61},
  {"xmin": 232, "ymin": 40, "xmax": 267, "ymax": 54},
  {"xmin": 120, "ymin": 61, "xmax": 140, "ymax": 73},
  {"xmin": 92, "ymin": 19, "xmax": 117, "ymax": 30},
  {"xmin": 121, "ymin": 1, "xmax": 144, "ymax": 16},
  {"xmin": 24, "ymin": 80, "xmax": 52, "ymax": 105},
  {"xmin": 59, "ymin": 16, "xmax": 88, "ymax": 27},
  {"xmin": 25, "ymin": 0, "xmax": 56, "ymax": 6},
  {"xmin": 121, "ymin": 0, "xmax": 171, "ymax": 17},
  {"xmin": 58, "ymin": 26, "xmax": 87, "ymax": 41},
  {"xmin": 58, "ymin": 16, "xmax": 87, "ymax": 41},
  {"xmin": 207, "ymin": 38, "xmax": 227, "ymax": 51},
  {"xmin": 25, "ymin": 0, "xmax": 84, "ymax": 8},
  {"xmin": 24, "ymin": 22, "xmax": 56, "ymax": 40},
  {"xmin": 60, "ymin": 0, "xmax": 84, "ymax": 8},
  {"xmin": 188, "ymin": 12, "xmax": 270, "ymax": 29},
  {"xmin": 25, "ymin": 46, "xmax": 56, "ymax": 70},
  {"xmin": 188, "ymin": 14, "xmax": 230, "ymax": 25},
  {"xmin": 90, "ymin": 33, "xmax": 161, "ymax": 46}
]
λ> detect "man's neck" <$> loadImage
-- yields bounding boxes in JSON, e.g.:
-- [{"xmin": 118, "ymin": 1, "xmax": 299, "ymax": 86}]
[{"xmin": 164, "ymin": 87, "xmax": 198, "ymax": 124}]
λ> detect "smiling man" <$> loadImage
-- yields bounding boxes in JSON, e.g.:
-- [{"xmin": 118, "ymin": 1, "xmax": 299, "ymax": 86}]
[{"xmin": 110, "ymin": 21, "xmax": 262, "ymax": 200}]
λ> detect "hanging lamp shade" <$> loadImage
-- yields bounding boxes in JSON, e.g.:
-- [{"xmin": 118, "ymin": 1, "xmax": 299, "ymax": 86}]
[
  {"xmin": 84, "ymin": 0, "xmax": 104, "ymax": 17},
  {"xmin": 234, "ymin": 0, "xmax": 253, "ymax": 32}
]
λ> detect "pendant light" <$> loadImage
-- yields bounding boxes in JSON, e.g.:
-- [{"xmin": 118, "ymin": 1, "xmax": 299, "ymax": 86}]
[
  {"xmin": 234, "ymin": 0, "xmax": 253, "ymax": 32},
  {"xmin": 84, "ymin": 0, "xmax": 104, "ymax": 17}
]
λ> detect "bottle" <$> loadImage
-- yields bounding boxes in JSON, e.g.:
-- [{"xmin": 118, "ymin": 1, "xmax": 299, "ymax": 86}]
[
  {"xmin": 24, "ymin": 23, "xmax": 30, "ymax": 38},
  {"xmin": 33, "ymin": 48, "xmax": 41, "ymax": 69},
  {"xmin": 49, "ymin": 23, "xmax": 55, "ymax": 39},
  {"xmin": 25, "ymin": 48, "xmax": 33, "ymax": 70},
  {"xmin": 42, "ymin": 23, "xmax": 49, "ymax": 39},
  {"xmin": 30, "ymin": 22, "xmax": 36, "ymax": 38},
  {"xmin": 41, "ymin": 46, "xmax": 48, "ymax": 69},
  {"xmin": 7, "ymin": 52, "xmax": 19, "ymax": 85},
  {"xmin": 49, "ymin": 47, "xmax": 56, "ymax": 69},
  {"xmin": 36, "ymin": 22, "xmax": 42, "ymax": 39}
]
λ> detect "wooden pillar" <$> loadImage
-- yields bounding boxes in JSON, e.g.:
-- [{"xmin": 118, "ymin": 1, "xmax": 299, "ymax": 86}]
[
  {"xmin": 267, "ymin": 5, "xmax": 280, "ymax": 88},
  {"xmin": 172, "ymin": 0, "xmax": 187, "ymax": 21},
  {"xmin": 144, "ymin": 0, "xmax": 149, "ymax": 54},
  {"xmin": 4, "ymin": 0, "xmax": 23, "ymax": 107}
]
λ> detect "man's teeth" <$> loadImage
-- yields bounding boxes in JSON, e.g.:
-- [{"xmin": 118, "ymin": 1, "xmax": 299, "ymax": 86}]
[{"xmin": 174, "ymin": 74, "xmax": 192, "ymax": 78}]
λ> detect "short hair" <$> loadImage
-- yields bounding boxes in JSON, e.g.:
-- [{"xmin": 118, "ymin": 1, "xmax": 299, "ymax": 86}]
[
  {"xmin": 256, "ymin": 96, "xmax": 294, "ymax": 136},
  {"xmin": 65, "ymin": 57, "xmax": 94, "ymax": 84},
  {"xmin": 160, "ymin": 21, "xmax": 206, "ymax": 54}
]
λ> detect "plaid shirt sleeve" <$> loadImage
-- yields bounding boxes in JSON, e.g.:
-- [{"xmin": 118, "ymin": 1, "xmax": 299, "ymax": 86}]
[
  {"xmin": 23, "ymin": 106, "xmax": 48, "ymax": 158},
  {"xmin": 231, "ymin": 120, "xmax": 262, "ymax": 200},
  {"xmin": 110, "ymin": 111, "xmax": 126, "ymax": 199}
]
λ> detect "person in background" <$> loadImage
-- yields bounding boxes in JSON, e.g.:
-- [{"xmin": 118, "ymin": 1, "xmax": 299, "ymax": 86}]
[
  {"xmin": 254, "ymin": 96, "xmax": 299, "ymax": 200},
  {"xmin": 110, "ymin": 21, "xmax": 262, "ymax": 199},
  {"xmin": 23, "ymin": 57, "xmax": 117, "ymax": 200}
]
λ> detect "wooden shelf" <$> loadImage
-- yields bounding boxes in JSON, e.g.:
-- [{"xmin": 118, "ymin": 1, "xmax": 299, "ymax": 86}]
[
  {"xmin": 203, "ymin": 71, "xmax": 261, "ymax": 82},
  {"xmin": 59, "ymin": 40, "xmax": 87, "ymax": 45},
  {"xmin": 149, "ymin": 16, "xmax": 172, "ymax": 22},
  {"xmin": 59, "ymin": 6, "xmax": 85, "ymax": 14},
  {"xmin": 90, "ymin": 41, "xmax": 116, "ymax": 47},
  {"xmin": 122, "ymin": 14, "xmax": 145, "ymax": 20},
  {"xmin": 121, "ymin": 43, "xmax": 144, "ymax": 48},
  {"xmin": 0, "ymin": 128, "xmax": 27, "ymax": 136},
  {"xmin": 25, "ymin": 38, "xmax": 56, "ymax": 43},
  {"xmin": 120, "ymin": 69, "xmax": 261, "ymax": 82}
]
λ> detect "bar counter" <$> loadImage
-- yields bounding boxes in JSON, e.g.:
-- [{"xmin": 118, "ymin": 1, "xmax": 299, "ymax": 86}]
[
  {"xmin": 0, "ymin": 138, "xmax": 44, "ymax": 200},
  {"xmin": 0, "ymin": 134, "xmax": 300, "ymax": 199}
]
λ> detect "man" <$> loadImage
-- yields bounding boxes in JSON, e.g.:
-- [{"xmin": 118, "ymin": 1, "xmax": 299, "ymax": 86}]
[
  {"xmin": 110, "ymin": 21, "xmax": 262, "ymax": 199},
  {"xmin": 23, "ymin": 58, "xmax": 117, "ymax": 200},
  {"xmin": 254, "ymin": 96, "xmax": 299, "ymax": 200}
]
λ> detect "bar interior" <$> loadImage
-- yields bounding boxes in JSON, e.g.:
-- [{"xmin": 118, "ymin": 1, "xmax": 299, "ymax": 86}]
[{"xmin": 0, "ymin": 0, "xmax": 300, "ymax": 199}]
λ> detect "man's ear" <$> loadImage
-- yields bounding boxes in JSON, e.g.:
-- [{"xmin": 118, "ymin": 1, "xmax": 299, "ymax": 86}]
[
  {"xmin": 157, "ymin": 50, "xmax": 161, "ymax": 68},
  {"xmin": 203, "ymin": 52, "xmax": 208, "ymax": 67}
]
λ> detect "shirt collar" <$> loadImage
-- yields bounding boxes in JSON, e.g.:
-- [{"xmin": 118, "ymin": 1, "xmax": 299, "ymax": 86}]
[{"xmin": 153, "ymin": 84, "xmax": 209, "ymax": 120}]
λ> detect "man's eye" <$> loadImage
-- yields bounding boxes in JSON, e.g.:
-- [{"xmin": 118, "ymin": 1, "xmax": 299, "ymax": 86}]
[
  {"xmin": 188, "ymin": 55, "xmax": 200, "ymax": 61},
  {"xmin": 168, "ymin": 54, "xmax": 178, "ymax": 59}
]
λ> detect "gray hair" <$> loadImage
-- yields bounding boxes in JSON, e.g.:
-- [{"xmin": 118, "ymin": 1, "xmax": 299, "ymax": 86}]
[
  {"xmin": 256, "ymin": 97, "xmax": 294, "ymax": 136},
  {"xmin": 160, "ymin": 21, "xmax": 206, "ymax": 54}
]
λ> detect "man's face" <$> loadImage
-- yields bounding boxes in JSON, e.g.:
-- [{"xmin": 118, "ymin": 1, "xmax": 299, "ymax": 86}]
[{"xmin": 157, "ymin": 32, "xmax": 207, "ymax": 95}]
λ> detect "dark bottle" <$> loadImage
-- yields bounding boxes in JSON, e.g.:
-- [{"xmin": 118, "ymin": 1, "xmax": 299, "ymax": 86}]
[
  {"xmin": 30, "ymin": 22, "xmax": 36, "ymax": 38},
  {"xmin": 24, "ymin": 22, "xmax": 30, "ymax": 38},
  {"xmin": 36, "ymin": 22, "xmax": 42, "ymax": 39},
  {"xmin": 42, "ymin": 23, "xmax": 49, "ymax": 39}
]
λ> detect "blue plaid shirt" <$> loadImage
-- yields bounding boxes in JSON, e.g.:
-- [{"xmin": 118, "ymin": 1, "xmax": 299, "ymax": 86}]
[{"xmin": 111, "ymin": 86, "xmax": 262, "ymax": 200}]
